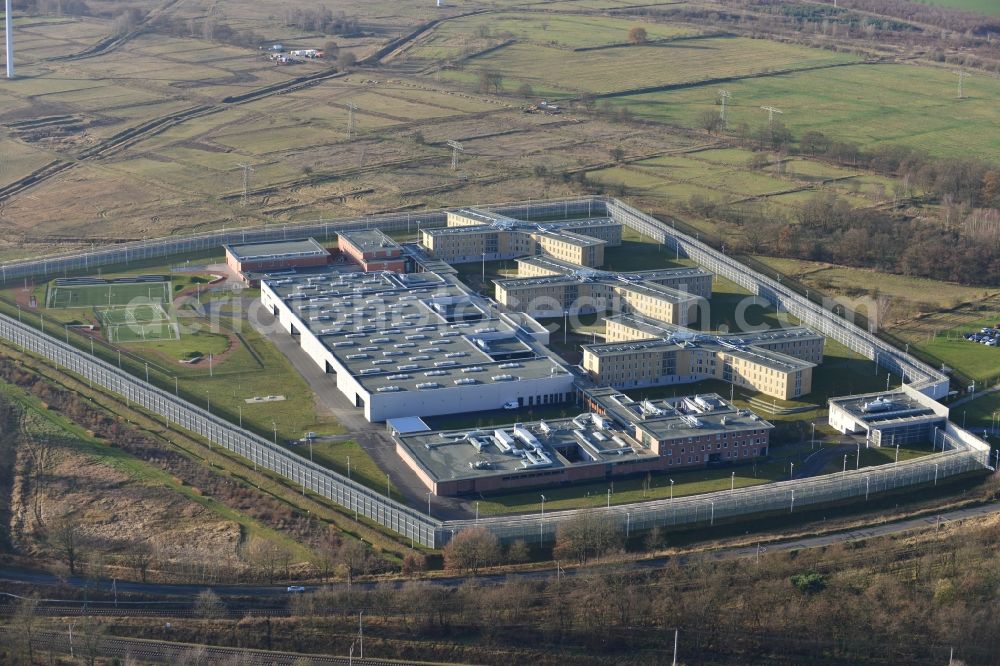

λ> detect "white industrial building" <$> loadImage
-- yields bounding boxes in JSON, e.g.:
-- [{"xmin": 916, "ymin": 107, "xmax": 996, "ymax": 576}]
[{"xmin": 260, "ymin": 268, "xmax": 575, "ymax": 422}]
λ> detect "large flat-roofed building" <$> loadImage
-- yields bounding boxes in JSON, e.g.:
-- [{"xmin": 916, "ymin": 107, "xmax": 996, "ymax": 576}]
[
  {"xmin": 421, "ymin": 208, "xmax": 621, "ymax": 265},
  {"xmin": 394, "ymin": 388, "xmax": 772, "ymax": 495},
  {"xmin": 582, "ymin": 322, "xmax": 817, "ymax": 400},
  {"xmin": 605, "ymin": 314, "xmax": 825, "ymax": 364},
  {"xmin": 225, "ymin": 238, "xmax": 330, "ymax": 274},
  {"xmin": 828, "ymin": 386, "xmax": 948, "ymax": 447},
  {"xmin": 338, "ymin": 229, "xmax": 406, "ymax": 272},
  {"xmin": 260, "ymin": 268, "xmax": 575, "ymax": 422},
  {"xmin": 585, "ymin": 388, "xmax": 773, "ymax": 464},
  {"xmin": 494, "ymin": 265, "xmax": 712, "ymax": 320}
]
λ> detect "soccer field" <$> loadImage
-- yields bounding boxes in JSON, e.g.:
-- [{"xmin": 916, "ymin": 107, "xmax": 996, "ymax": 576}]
[
  {"xmin": 97, "ymin": 303, "xmax": 180, "ymax": 343},
  {"xmin": 47, "ymin": 280, "xmax": 172, "ymax": 309}
]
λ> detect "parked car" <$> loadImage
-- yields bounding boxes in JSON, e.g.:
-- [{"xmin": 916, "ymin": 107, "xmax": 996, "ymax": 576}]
[
  {"xmin": 503, "ymin": 400, "xmax": 519, "ymax": 410},
  {"xmin": 287, "ymin": 585, "xmax": 306, "ymax": 592}
]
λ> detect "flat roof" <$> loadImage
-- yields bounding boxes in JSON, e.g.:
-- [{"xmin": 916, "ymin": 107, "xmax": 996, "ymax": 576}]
[
  {"xmin": 829, "ymin": 390, "xmax": 943, "ymax": 427},
  {"xmin": 396, "ymin": 415, "xmax": 658, "ymax": 484},
  {"xmin": 386, "ymin": 416, "xmax": 432, "ymax": 434},
  {"xmin": 533, "ymin": 229, "xmax": 607, "ymax": 247},
  {"xmin": 614, "ymin": 281, "xmax": 701, "ymax": 304},
  {"xmin": 588, "ymin": 388, "xmax": 774, "ymax": 440},
  {"xmin": 338, "ymin": 229, "xmax": 400, "ymax": 252},
  {"xmin": 263, "ymin": 267, "xmax": 570, "ymax": 394},
  {"xmin": 584, "ymin": 336, "xmax": 815, "ymax": 372},
  {"xmin": 608, "ymin": 313, "xmax": 823, "ymax": 345},
  {"xmin": 225, "ymin": 238, "xmax": 329, "ymax": 262}
]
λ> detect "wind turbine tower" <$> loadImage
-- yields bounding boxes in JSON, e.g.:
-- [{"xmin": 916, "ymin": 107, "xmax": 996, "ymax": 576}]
[
  {"xmin": 760, "ymin": 105, "xmax": 783, "ymax": 126},
  {"xmin": 5, "ymin": 0, "xmax": 14, "ymax": 79},
  {"xmin": 953, "ymin": 70, "xmax": 971, "ymax": 99},
  {"xmin": 446, "ymin": 140, "xmax": 464, "ymax": 170},
  {"xmin": 719, "ymin": 89, "xmax": 731, "ymax": 127}
]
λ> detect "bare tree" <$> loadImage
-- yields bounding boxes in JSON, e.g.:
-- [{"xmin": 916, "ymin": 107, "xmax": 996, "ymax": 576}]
[
  {"xmin": 553, "ymin": 513, "xmax": 621, "ymax": 564},
  {"xmin": 444, "ymin": 527, "xmax": 501, "ymax": 574},
  {"xmin": 628, "ymin": 26, "xmax": 648, "ymax": 44},
  {"xmin": 337, "ymin": 539, "xmax": 372, "ymax": 587},
  {"xmin": 123, "ymin": 540, "xmax": 154, "ymax": 582},
  {"xmin": 48, "ymin": 514, "xmax": 83, "ymax": 575},
  {"xmin": 11, "ymin": 594, "xmax": 40, "ymax": 664},
  {"xmin": 195, "ymin": 589, "xmax": 227, "ymax": 619},
  {"xmin": 477, "ymin": 68, "xmax": 503, "ymax": 94}
]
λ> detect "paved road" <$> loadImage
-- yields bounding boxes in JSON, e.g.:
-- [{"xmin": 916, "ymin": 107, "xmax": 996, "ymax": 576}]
[{"xmin": 4, "ymin": 500, "xmax": 997, "ymax": 601}]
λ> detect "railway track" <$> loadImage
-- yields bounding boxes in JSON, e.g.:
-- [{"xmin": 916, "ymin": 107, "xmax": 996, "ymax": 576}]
[{"xmin": 0, "ymin": 629, "xmax": 447, "ymax": 666}]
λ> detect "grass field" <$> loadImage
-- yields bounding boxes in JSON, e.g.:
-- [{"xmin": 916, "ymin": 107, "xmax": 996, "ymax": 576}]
[
  {"xmin": 97, "ymin": 302, "xmax": 180, "ymax": 343},
  {"xmin": 612, "ymin": 63, "xmax": 1000, "ymax": 161},
  {"xmin": 439, "ymin": 37, "xmax": 856, "ymax": 98},
  {"xmin": 47, "ymin": 280, "xmax": 172, "ymax": 308},
  {"xmin": 926, "ymin": 0, "xmax": 1000, "ymax": 14}
]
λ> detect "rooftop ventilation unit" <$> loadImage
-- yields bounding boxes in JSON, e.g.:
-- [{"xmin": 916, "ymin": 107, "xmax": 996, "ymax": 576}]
[
  {"xmin": 387, "ymin": 374, "xmax": 411, "ymax": 380},
  {"xmin": 425, "ymin": 370, "xmax": 448, "ymax": 377},
  {"xmin": 454, "ymin": 378, "xmax": 478, "ymax": 385},
  {"xmin": 416, "ymin": 382, "xmax": 441, "ymax": 390},
  {"xmin": 492, "ymin": 374, "xmax": 516, "ymax": 382}
]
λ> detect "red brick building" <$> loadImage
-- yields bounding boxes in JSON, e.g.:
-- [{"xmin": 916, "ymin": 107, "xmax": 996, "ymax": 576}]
[
  {"xmin": 225, "ymin": 238, "xmax": 330, "ymax": 275},
  {"xmin": 337, "ymin": 229, "xmax": 406, "ymax": 272}
]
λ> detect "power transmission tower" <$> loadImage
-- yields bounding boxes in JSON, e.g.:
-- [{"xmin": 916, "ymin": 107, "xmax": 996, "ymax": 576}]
[
  {"xmin": 446, "ymin": 140, "xmax": 464, "ymax": 171},
  {"xmin": 719, "ymin": 89, "xmax": 731, "ymax": 127},
  {"xmin": 760, "ymin": 105, "xmax": 783, "ymax": 126},
  {"xmin": 236, "ymin": 163, "xmax": 254, "ymax": 206},
  {"xmin": 347, "ymin": 103, "xmax": 357, "ymax": 139},
  {"xmin": 953, "ymin": 70, "xmax": 971, "ymax": 99}
]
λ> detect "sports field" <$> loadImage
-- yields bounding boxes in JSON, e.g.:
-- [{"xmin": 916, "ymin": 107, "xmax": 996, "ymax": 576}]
[
  {"xmin": 47, "ymin": 280, "xmax": 172, "ymax": 309},
  {"xmin": 96, "ymin": 303, "xmax": 180, "ymax": 343}
]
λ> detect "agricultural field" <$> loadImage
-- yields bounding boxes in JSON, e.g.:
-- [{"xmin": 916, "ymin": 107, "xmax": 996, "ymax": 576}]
[
  {"xmin": 611, "ymin": 63, "xmax": 1000, "ymax": 161},
  {"xmin": 396, "ymin": 12, "xmax": 701, "ymax": 63},
  {"xmin": 586, "ymin": 146, "xmax": 901, "ymax": 219},
  {"xmin": 437, "ymin": 37, "xmax": 858, "ymax": 98}
]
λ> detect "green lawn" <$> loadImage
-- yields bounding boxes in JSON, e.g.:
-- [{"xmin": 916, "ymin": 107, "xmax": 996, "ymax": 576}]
[
  {"xmin": 301, "ymin": 438, "xmax": 401, "ymax": 498},
  {"xmin": 915, "ymin": 316, "xmax": 1000, "ymax": 385},
  {"xmin": 611, "ymin": 63, "xmax": 1000, "ymax": 161},
  {"xmin": 818, "ymin": 442, "xmax": 935, "ymax": 475},
  {"xmin": 47, "ymin": 279, "xmax": 172, "ymax": 308}
]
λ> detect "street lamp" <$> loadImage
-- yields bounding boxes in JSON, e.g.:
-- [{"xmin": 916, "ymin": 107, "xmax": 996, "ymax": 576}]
[
  {"xmin": 856, "ymin": 442, "xmax": 861, "ymax": 470},
  {"xmin": 789, "ymin": 462, "xmax": 794, "ymax": 480},
  {"xmin": 606, "ymin": 487, "xmax": 611, "ymax": 508},
  {"xmin": 790, "ymin": 489, "xmax": 795, "ymax": 513},
  {"xmin": 540, "ymin": 494, "xmax": 546, "ymax": 517},
  {"xmin": 811, "ymin": 422, "xmax": 816, "ymax": 450},
  {"xmin": 731, "ymin": 471, "xmax": 735, "ymax": 492},
  {"xmin": 842, "ymin": 454, "xmax": 847, "ymax": 474},
  {"xmin": 865, "ymin": 475, "xmax": 870, "ymax": 501},
  {"xmin": 669, "ymin": 478, "xmax": 674, "ymax": 502},
  {"xmin": 426, "ymin": 491, "xmax": 432, "ymax": 517},
  {"xmin": 563, "ymin": 309, "xmax": 569, "ymax": 345},
  {"xmin": 709, "ymin": 499, "xmax": 715, "ymax": 525},
  {"xmin": 272, "ymin": 420, "xmax": 277, "ymax": 445}
]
